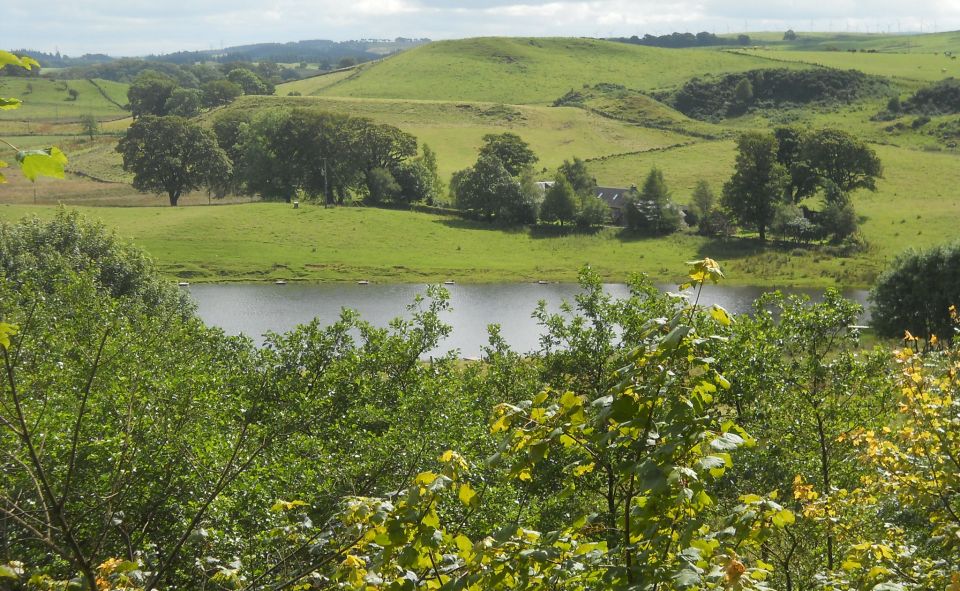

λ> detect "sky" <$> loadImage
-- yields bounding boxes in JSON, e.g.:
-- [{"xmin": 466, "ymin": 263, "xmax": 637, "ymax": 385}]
[{"xmin": 4, "ymin": 0, "xmax": 960, "ymax": 56}]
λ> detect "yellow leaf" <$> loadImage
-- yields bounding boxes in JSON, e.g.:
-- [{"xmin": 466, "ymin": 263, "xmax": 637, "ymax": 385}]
[
  {"xmin": 572, "ymin": 462, "xmax": 595, "ymax": 477},
  {"xmin": 491, "ymin": 415, "xmax": 510, "ymax": 434},
  {"xmin": 415, "ymin": 471, "xmax": 438, "ymax": 486},
  {"xmin": 710, "ymin": 304, "xmax": 733, "ymax": 326},
  {"xmin": 341, "ymin": 555, "xmax": 365, "ymax": 569},
  {"xmin": 517, "ymin": 467, "xmax": 532, "ymax": 482},
  {"xmin": 270, "ymin": 499, "xmax": 308, "ymax": 512},
  {"xmin": 841, "ymin": 560, "xmax": 862, "ymax": 571},
  {"xmin": 686, "ymin": 257, "xmax": 724, "ymax": 284},
  {"xmin": 458, "ymin": 482, "xmax": 478, "ymax": 507}
]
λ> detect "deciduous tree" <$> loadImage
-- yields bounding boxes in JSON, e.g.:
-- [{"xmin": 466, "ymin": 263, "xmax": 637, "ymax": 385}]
[
  {"xmin": 722, "ymin": 132, "xmax": 787, "ymax": 241},
  {"xmin": 539, "ymin": 174, "xmax": 577, "ymax": 226},
  {"xmin": 127, "ymin": 70, "xmax": 177, "ymax": 118},
  {"xmin": 478, "ymin": 132, "xmax": 538, "ymax": 177},
  {"xmin": 116, "ymin": 115, "xmax": 231, "ymax": 206}
]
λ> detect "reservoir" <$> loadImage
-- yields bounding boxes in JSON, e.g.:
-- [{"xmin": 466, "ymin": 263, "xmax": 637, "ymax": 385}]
[{"xmin": 187, "ymin": 283, "xmax": 870, "ymax": 357}]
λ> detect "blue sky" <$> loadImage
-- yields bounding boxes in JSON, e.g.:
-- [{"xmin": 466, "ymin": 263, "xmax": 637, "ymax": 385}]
[{"xmin": 4, "ymin": 0, "xmax": 959, "ymax": 56}]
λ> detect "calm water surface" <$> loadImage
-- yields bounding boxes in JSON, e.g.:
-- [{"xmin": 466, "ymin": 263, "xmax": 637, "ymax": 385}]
[{"xmin": 187, "ymin": 283, "xmax": 869, "ymax": 357}]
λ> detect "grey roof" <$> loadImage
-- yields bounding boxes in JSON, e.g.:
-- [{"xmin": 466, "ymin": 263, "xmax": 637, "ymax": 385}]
[{"xmin": 596, "ymin": 186, "xmax": 630, "ymax": 209}]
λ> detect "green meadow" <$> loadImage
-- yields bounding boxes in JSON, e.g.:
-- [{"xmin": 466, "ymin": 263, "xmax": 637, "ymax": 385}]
[
  {"xmin": 0, "ymin": 77, "xmax": 129, "ymax": 121},
  {"xmin": 0, "ymin": 202, "xmax": 901, "ymax": 287},
  {"xmin": 3, "ymin": 32, "xmax": 960, "ymax": 286}
]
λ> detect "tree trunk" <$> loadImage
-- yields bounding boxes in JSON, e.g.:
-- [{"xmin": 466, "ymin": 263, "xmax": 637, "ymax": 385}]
[
  {"xmin": 168, "ymin": 191, "xmax": 180, "ymax": 207},
  {"xmin": 758, "ymin": 224, "xmax": 766, "ymax": 242}
]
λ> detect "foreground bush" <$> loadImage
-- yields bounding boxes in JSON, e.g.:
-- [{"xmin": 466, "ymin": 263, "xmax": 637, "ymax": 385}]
[{"xmin": 870, "ymin": 242, "xmax": 960, "ymax": 340}]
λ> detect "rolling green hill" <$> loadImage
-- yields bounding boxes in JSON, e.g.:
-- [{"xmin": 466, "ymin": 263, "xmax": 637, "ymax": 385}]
[{"xmin": 314, "ymin": 37, "xmax": 807, "ymax": 104}]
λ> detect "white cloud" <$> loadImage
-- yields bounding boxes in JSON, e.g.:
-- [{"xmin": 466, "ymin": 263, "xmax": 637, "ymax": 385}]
[{"xmin": 2, "ymin": 0, "xmax": 959, "ymax": 55}]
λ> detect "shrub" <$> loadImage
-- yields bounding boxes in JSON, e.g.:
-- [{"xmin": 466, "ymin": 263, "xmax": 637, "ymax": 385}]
[
  {"xmin": 870, "ymin": 243, "xmax": 960, "ymax": 340},
  {"xmin": 820, "ymin": 201, "xmax": 858, "ymax": 242},
  {"xmin": 697, "ymin": 209, "xmax": 736, "ymax": 237}
]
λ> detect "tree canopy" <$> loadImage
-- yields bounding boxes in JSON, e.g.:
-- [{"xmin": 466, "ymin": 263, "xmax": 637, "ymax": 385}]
[
  {"xmin": 116, "ymin": 115, "xmax": 231, "ymax": 206},
  {"xmin": 722, "ymin": 132, "xmax": 788, "ymax": 241},
  {"xmin": 478, "ymin": 132, "xmax": 538, "ymax": 177}
]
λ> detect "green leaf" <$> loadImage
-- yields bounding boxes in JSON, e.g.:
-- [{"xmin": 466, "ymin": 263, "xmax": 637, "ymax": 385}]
[
  {"xmin": 672, "ymin": 568, "xmax": 702, "ymax": 587},
  {"xmin": 17, "ymin": 147, "xmax": 68, "ymax": 181},
  {"xmin": 661, "ymin": 325, "xmax": 691, "ymax": 349},
  {"xmin": 0, "ymin": 50, "xmax": 38, "ymax": 70},
  {"xmin": 0, "ymin": 564, "xmax": 18, "ymax": 579},
  {"xmin": 710, "ymin": 431, "xmax": 744, "ymax": 451},
  {"xmin": 771, "ymin": 508, "xmax": 795, "ymax": 527},
  {"xmin": 0, "ymin": 97, "xmax": 22, "ymax": 110},
  {"xmin": 0, "ymin": 323, "xmax": 18, "ymax": 350}
]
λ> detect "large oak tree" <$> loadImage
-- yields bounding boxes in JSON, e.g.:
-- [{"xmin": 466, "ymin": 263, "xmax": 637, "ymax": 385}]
[{"xmin": 117, "ymin": 115, "xmax": 231, "ymax": 206}]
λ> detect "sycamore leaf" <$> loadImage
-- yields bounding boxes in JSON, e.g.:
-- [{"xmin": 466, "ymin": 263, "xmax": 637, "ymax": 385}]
[
  {"xmin": 572, "ymin": 462, "xmax": 595, "ymax": 477},
  {"xmin": 686, "ymin": 257, "xmax": 724, "ymax": 284},
  {"xmin": 17, "ymin": 147, "xmax": 68, "ymax": 181},
  {"xmin": 771, "ymin": 509, "xmax": 795, "ymax": 527},
  {"xmin": 0, "ymin": 97, "xmax": 22, "ymax": 110},
  {"xmin": 0, "ymin": 323, "xmax": 18, "ymax": 350},
  {"xmin": 0, "ymin": 564, "xmax": 18, "ymax": 579},
  {"xmin": 710, "ymin": 304, "xmax": 733, "ymax": 326},
  {"xmin": 270, "ymin": 499, "xmax": 308, "ymax": 512},
  {"xmin": 458, "ymin": 482, "xmax": 478, "ymax": 508},
  {"xmin": 0, "ymin": 50, "xmax": 39, "ymax": 69}
]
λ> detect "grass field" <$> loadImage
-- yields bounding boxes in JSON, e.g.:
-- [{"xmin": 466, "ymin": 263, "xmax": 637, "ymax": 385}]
[
  {"xmin": 0, "ymin": 202, "xmax": 909, "ymax": 287},
  {"xmin": 0, "ymin": 78, "xmax": 129, "ymax": 122},
  {"xmin": 315, "ymin": 37, "xmax": 806, "ymax": 104},
  {"xmin": 745, "ymin": 30, "xmax": 960, "ymax": 53},
  {"xmin": 733, "ymin": 48, "xmax": 960, "ymax": 83}
]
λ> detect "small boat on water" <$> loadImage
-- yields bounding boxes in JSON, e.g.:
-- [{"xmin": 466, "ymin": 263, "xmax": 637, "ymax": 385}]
[
  {"xmin": 443, "ymin": 280, "xmax": 455, "ymax": 285},
  {"xmin": 537, "ymin": 280, "xmax": 548, "ymax": 285},
  {"xmin": 275, "ymin": 280, "xmax": 287, "ymax": 285},
  {"xmin": 177, "ymin": 281, "xmax": 190, "ymax": 287},
  {"xmin": 357, "ymin": 280, "xmax": 370, "ymax": 285}
]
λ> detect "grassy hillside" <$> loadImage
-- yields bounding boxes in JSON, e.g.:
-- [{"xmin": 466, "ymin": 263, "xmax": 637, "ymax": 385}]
[
  {"xmin": 315, "ymin": 37, "xmax": 805, "ymax": 104},
  {"xmin": 215, "ymin": 95, "xmax": 692, "ymax": 178},
  {"xmin": 0, "ymin": 78, "xmax": 129, "ymax": 122},
  {"xmin": 275, "ymin": 68, "xmax": 360, "ymax": 96}
]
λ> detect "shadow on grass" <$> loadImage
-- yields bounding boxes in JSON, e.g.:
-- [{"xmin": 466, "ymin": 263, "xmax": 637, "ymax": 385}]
[
  {"xmin": 433, "ymin": 218, "xmax": 606, "ymax": 238},
  {"xmin": 694, "ymin": 236, "xmax": 819, "ymax": 260}
]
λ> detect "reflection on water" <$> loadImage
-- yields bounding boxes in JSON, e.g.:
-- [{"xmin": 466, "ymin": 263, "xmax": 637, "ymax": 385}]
[{"xmin": 187, "ymin": 282, "xmax": 870, "ymax": 357}]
